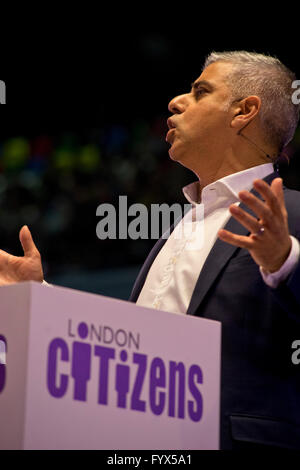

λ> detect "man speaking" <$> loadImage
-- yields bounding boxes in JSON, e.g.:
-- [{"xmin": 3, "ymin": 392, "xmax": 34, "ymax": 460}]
[{"xmin": 1, "ymin": 51, "xmax": 300, "ymax": 449}]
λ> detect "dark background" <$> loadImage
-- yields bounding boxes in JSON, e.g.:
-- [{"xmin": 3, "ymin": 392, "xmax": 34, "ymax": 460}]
[{"xmin": 1, "ymin": 15, "xmax": 300, "ymax": 299}]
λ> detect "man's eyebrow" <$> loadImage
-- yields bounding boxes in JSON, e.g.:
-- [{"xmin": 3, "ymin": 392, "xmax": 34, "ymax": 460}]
[{"xmin": 191, "ymin": 79, "xmax": 215, "ymax": 91}]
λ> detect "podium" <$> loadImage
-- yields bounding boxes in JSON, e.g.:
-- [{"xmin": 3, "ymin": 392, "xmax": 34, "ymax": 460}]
[{"xmin": 0, "ymin": 282, "xmax": 221, "ymax": 450}]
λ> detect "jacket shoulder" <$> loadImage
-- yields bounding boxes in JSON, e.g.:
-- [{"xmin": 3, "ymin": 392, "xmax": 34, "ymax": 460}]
[{"xmin": 283, "ymin": 186, "xmax": 300, "ymax": 235}]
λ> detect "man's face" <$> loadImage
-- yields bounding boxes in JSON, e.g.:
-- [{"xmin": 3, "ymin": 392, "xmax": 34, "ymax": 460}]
[{"xmin": 166, "ymin": 61, "xmax": 235, "ymax": 169}]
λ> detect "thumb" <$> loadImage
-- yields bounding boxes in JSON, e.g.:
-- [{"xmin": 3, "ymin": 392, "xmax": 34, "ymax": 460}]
[{"xmin": 19, "ymin": 225, "xmax": 39, "ymax": 257}]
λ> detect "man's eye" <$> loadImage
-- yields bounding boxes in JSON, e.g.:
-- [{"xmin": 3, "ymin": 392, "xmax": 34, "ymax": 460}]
[{"xmin": 194, "ymin": 88, "xmax": 206, "ymax": 98}]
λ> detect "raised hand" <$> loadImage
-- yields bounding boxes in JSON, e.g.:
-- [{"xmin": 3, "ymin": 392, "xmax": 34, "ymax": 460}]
[
  {"xmin": 0, "ymin": 225, "xmax": 44, "ymax": 285},
  {"xmin": 218, "ymin": 178, "xmax": 292, "ymax": 273}
]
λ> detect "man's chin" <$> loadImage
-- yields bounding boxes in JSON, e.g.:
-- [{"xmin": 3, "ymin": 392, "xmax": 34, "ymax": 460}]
[
  {"xmin": 168, "ymin": 145, "xmax": 195, "ymax": 172},
  {"xmin": 168, "ymin": 144, "xmax": 183, "ymax": 162},
  {"xmin": 168, "ymin": 144, "xmax": 178, "ymax": 161}
]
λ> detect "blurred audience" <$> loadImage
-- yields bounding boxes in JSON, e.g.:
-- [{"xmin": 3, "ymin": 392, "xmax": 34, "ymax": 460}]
[
  {"xmin": 0, "ymin": 116, "xmax": 193, "ymax": 279},
  {"xmin": 0, "ymin": 118, "xmax": 299, "ymax": 282}
]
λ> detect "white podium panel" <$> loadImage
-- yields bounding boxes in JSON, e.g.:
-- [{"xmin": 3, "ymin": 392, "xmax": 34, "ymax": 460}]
[{"xmin": 0, "ymin": 282, "xmax": 221, "ymax": 450}]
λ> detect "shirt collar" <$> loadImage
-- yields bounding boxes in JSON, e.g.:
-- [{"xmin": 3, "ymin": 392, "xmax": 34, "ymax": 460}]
[{"xmin": 183, "ymin": 163, "xmax": 274, "ymax": 205}]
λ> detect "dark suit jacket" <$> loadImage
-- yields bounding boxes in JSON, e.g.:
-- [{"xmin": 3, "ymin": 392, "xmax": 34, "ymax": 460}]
[{"xmin": 129, "ymin": 170, "xmax": 300, "ymax": 450}]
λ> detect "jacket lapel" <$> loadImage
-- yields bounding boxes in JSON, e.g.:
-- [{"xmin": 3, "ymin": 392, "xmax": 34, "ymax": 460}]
[{"xmin": 186, "ymin": 170, "xmax": 281, "ymax": 316}]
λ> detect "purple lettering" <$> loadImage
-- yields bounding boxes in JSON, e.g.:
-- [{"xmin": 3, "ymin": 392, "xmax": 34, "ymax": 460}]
[
  {"xmin": 47, "ymin": 338, "xmax": 69, "ymax": 398},
  {"xmin": 94, "ymin": 345, "xmax": 115, "ymax": 405},
  {"xmin": 149, "ymin": 357, "xmax": 166, "ymax": 415},
  {"xmin": 71, "ymin": 341, "xmax": 92, "ymax": 401},
  {"xmin": 103, "ymin": 327, "xmax": 114, "ymax": 345},
  {"xmin": 115, "ymin": 329, "xmax": 127, "ymax": 347},
  {"xmin": 168, "ymin": 361, "xmax": 185, "ymax": 419},
  {"xmin": 188, "ymin": 365, "xmax": 203, "ymax": 422},
  {"xmin": 115, "ymin": 350, "xmax": 129, "ymax": 408},
  {"xmin": 0, "ymin": 335, "xmax": 7, "ymax": 394},
  {"xmin": 67, "ymin": 319, "xmax": 76, "ymax": 338},
  {"xmin": 131, "ymin": 353, "xmax": 147, "ymax": 412}
]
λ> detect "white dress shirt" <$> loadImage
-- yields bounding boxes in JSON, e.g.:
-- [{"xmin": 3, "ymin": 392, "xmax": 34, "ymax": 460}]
[{"xmin": 136, "ymin": 163, "xmax": 300, "ymax": 315}]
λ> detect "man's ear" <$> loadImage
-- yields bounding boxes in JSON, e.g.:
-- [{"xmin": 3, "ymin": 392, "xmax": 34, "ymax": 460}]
[{"xmin": 230, "ymin": 95, "xmax": 261, "ymax": 131}]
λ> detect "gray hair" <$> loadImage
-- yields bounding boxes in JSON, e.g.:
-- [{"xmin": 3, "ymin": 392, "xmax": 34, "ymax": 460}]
[{"xmin": 203, "ymin": 51, "xmax": 300, "ymax": 153}]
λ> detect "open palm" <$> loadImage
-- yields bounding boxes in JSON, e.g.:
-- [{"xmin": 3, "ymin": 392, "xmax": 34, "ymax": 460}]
[{"xmin": 0, "ymin": 225, "xmax": 43, "ymax": 285}]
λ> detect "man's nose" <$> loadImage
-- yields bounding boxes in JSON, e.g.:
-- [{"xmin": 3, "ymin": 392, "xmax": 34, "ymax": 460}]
[{"xmin": 168, "ymin": 93, "xmax": 189, "ymax": 114}]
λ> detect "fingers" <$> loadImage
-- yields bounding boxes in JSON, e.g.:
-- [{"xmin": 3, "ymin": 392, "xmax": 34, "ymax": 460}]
[
  {"xmin": 218, "ymin": 228, "xmax": 254, "ymax": 249},
  {"xmin": 229, "ymin": 205, "xmax": 261, "ymax": 234},
  {"xmin": 238, "ymin": 190, "xmax": 272, "ymax": 224},
  {"xmin": 238, "ymin": 178, "xmax": 286, "ymax": 225},
  {"xmin": 19, "ymin": 225, "xmax": 40, "ymax": 258},
  {"xmin": 253, "ymin": 178, "xmax": 284, "ymax": 213},
  {"xmin": 218, "ymin": 178, "xmax": 289, "ymax": 257}
]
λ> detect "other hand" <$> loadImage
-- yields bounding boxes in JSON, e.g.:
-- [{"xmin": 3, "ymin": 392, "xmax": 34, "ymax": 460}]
[
  {"xmin": 218, "ymin": 178, "xmax": 291, "ymax": 273},
  {"xmin": 0, "ymin": 225, "xmax": 44, "ymax": 285}
]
